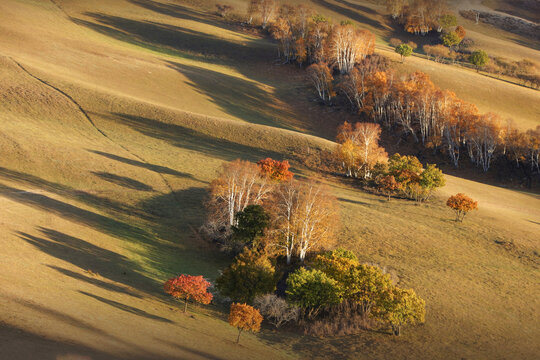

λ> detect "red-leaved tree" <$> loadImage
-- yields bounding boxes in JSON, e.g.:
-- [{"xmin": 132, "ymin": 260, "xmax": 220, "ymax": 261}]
[
  {"xmin": 164, "ymin": 275, "xmax": 213, "ymax": 313},
  {"xmin": 257, "ymin": 158, "xmax": 294, "ymax": 181}
]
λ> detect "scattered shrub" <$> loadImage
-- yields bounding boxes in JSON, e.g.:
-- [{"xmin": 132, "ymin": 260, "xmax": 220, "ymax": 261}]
[
  {"xmin": 446, "ymin": 193, "xmax": 478, "ymax": 222},
  {"xmin": 254, "ymin": 294, "xmax": 300, "ymax": 328}
]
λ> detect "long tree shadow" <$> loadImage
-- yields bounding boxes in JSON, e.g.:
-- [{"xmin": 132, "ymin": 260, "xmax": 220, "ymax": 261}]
[
  {"xmin": 88, "ymin": 150, "xmax": 194, "ymax": 178},
  {"xmin": 0, "ymin": 322, "xmax": 115, "ymax": 360},
  {"xmin": 47, "ymin": 265, "xmax": 142, "ymax": 298},
  {"xmin": 92, "ymin": 171, "xmax": 155, "ymax": 192},
  {"xmin": 0, "ymin": 166, "xmax": 150, "ymax": 220},
  {"xmin": 0, "ymin": 183, "xmax": 154, "ymax": 248},
  {"xmin": 73, "ymin": 12, "xmax": 269, "ymax": 64},
  {"xmin": 79, "ymin": 291, "xmax": 173, "ymax": 323},
  {"xmin": 127, "ymin": 0, "xmax": 240, "ymax": 35},
  {"xmin": 312, "ymin": 0, "xmax": 387, "ymax": 31},
  {"xmin": 17, "ymin": 228, "xmax": 157, "ymax": 292},
  {"xmin": 109, "ymin": 112, "xmax": 288, "ymax": 162},
  {"xmin": 165, "ymin": 61, "xmax": 293, "ymax": 128}
]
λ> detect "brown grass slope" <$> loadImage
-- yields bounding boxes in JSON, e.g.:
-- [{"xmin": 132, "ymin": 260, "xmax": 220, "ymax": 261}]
[{"xmin": 0, "ymin": 0, "xmax": 538, "ymax": 359}]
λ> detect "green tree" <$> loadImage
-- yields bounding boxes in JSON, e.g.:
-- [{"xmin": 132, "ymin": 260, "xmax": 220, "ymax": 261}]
[
  {"xmin": 286, "ymin": 268, "xmax": 341, "ymax": 318},
  {"xmin": 216, "ymin": 248, "xmax": 277, "ymax": 303},
  {"xmin": 419, "ymin": 164, "xmax": 446, "ymax": 191},
  {"xmin": 469, "ymin": 50, "xmax": 489, "ymax": 72},
  {"xmin": 441, "ymin": 31, "xmax": 462, "ymax": 49},
  {"xmin": 312, "ymin": 254, "xmax": 393, "ymax": 319},
  {"xmin": 387, "ymin": 153, "xmax": 423, "ymax": 176},
  {"xmin": 438, "ymin": 14, "xmax": 457, "ymax": 30},
  {"xmin": 231, "ymin": 205, "xmax": 270, "ymax": 249},
  {"xmin": 379, "ymin": 287, "xmax": 425, "ymax": 336},
  {"xmin": 395, "ymin": 44, "xmax": 413, "ymax": 63}
]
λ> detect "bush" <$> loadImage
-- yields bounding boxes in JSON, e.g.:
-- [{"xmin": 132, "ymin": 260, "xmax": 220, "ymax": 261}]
[
  {"xmin": 389, "ymin": 38, "xmax": 402, "ymax": 47},
  {"xmin": 470, "ymin": 50, "xmax": 489, "ymax": 71},
  {"xmin": 286, "ymin": 268, "xmax": 341, "ymax": 318},
  {"xmin": 446, "ymin": 193, "xmax": 478, "ymax": 222},
  {"xmin": 254, "ymin": 294, "xmax": 300, "ymax": 328},
  {"xmin": 216, "ymin": 248, "xmax": 277, "ymax": 303}
]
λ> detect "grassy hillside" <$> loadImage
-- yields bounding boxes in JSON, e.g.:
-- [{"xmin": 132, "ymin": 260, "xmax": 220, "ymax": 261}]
[{"xmin": 0, "ymin": 0, "xmax": 538, "ymax": 359}]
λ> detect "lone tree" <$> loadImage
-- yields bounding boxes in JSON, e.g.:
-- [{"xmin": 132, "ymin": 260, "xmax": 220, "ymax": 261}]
[
  {"xmin": 446, "ymin": 193, "xmax": 478, "ymax": 222},
  {"xmin": 164, "ymin": 275, "xmax": 213, "ymax": 313},
  {"xmin": 469, "ymin": 50, "xmax": 489, "ymax": 72},
  {"xmin": 395, "ymin": 44, "xmax": 413, "ymax": 63},
  {"xmin": 228, "ymin": 303, "xmax": 263, "ymax": 344}
]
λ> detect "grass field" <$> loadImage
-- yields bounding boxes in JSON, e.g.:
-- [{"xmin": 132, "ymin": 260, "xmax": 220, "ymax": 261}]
[{"xmin": 0, "ymin": 0, "xmax": 539, "ymax": 359}]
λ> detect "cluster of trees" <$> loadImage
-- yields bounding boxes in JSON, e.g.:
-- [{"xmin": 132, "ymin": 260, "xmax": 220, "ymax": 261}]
[
  {"xmin": 247, "ymin": 1, "xmax": 376, "ymax": 71},
  {"xmin": 202, "ymin": 158, "xmax": 426, "ymax": 336},
  {"xmin": 385, "ymin": 0, "xmax": 449, "ymax": 35},
  {"xmin": 204, "ymin": 158, "xmax": 338, "ymax": 263},
  {"xmin": 215, "ymin": 245, "xmax": 426, "ymax": 336},
  {"xmin": 334, "ymin": 122, "xmax": 446, "ymax": 200},
  {"xmin": 312, "ymin": 59, "xmax": 540, "ymax": 175}
]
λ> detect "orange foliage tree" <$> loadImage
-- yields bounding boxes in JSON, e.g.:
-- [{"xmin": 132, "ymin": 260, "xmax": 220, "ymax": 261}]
[
  {"xmin": 446, "ymin": 193, "xmax": 478, "ymax": 222},
  {"xmin": 306, "ymin": 63, "xmax": 334, "ymax": 103},
  {"xmin": 228, "ymin": 303, "xmax": 263, "ymax": 344},
  {"xmin": 164, "ymin": 275, "xmax": 213, "ymax": 313},
  {"xmin": 257, "ymin": 158, "xmax": 293, "ymax": 181}
]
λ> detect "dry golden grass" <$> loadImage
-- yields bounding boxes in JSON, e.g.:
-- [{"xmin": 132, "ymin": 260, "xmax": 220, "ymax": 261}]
[{"xmin": 0, "ymin": 0, "xmax": 538, "ymax": 359}]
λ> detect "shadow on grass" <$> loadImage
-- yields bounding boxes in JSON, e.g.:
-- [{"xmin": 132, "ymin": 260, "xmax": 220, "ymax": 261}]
[
  {"xmin": 0, "ymin": 322, "xmax": 115, "ymax": 360},
  {"xmin": 73, "ymin": 12, "xmax": 269, "ymax": 64},
  {"xmin": 165, "ymin": 61, "xmax": 293, "ymax": 128},
  {"xmin": 0, "ymin": 166, "xmax": 149, "ymax": 220},
  {"xmin": 153, "ymin": 338, "xmax": 227, "ymax": 360},
  {"xmin": 110, "ymin": 112, "xmax": 286, "ymax": 162},
  {"xmin": 17, "ymin": 228, "xmax": 156, "ymax": 292},
  {"xmin": 92, "ymin": 171, "xmax": 155, "ymax": 192},
  {"xmin": 47, "ymin": 265, "xmax": 142, "ymax": 298},
  {"xmin": 88, "ymin": 150, "xmax": 195, "ymax": 178},
  {"xmin": 312, "ymin": 0, "xmax": 386, "ymax": 30},
  {"xmin": 79, "ymin": 291, "xmax": 173, "ymax": 323}
]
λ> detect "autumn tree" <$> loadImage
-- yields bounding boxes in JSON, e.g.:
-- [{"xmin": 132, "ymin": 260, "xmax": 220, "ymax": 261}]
[
  {"xmin": 470, "ymin": 50, "xmax": 489, "ymax": 72},
  {"xmin": 286, "ymin": 268, "xmax": 341, "ymax": 318},
  {"xmin": 424, "ymin": 44, "xmax": 450, "ymax": 62},
  {"xmin": 260, "ymin": 0, "xmax": 275, "ymax": 29},
  {"xmin": 205, "ymin": 160, "xmax": 271, "ymax": 237},
  {"xmin": 216, "ymin": 248, "xmax": 277, "ymax": 303},
  {"xmin": 271, "ymin": 179, "xmax": 338, "ymax": 264},
  {"xmin": 455, "ymin": 25, "xmax": 466, "ymax": 39},
  {"xmin": 307, "ymin": 16, "xmax": 330, "ymax": 63},
  {"xmin": 271, "ymin": 17, "xmax": 294, "ymax": 62},
  {"xmin": 377, "ymin": 174, "xmax": 400, "ymax": 200},
  {"xmin": 395, "ymin": 44, "xmax": 413, "ymax": 63},
  {"xmin": 228, "ymin": 303, "xmax": 263, "ymax": 344},
  {"xmin": 336, "ymin": 122, "xmax": 388, "ymax": 179},
  {"xmin": 446, "ymin": 193, "xmax": 478, "ymax": 222},
  {"xmin": 329, "ymin": 24, "xmax": 375, "ymax": 74},
  {"xmin": 164, "ymin": 275, "xmax": 213, "ymax": 313},
  {"xmin": 306, "ymin": 63, "xmax": 334, "ymax": 103},
  {"xmin": 379, "ymin": 287, "xmax": 426, "ymax": 336},
  {"xmin": 466, "ymin": 112, "xmax": 502, "ymax": 172},
  {"xmin": 257, "ymin": 158, "xmax": 293, "ymax": 181}
]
